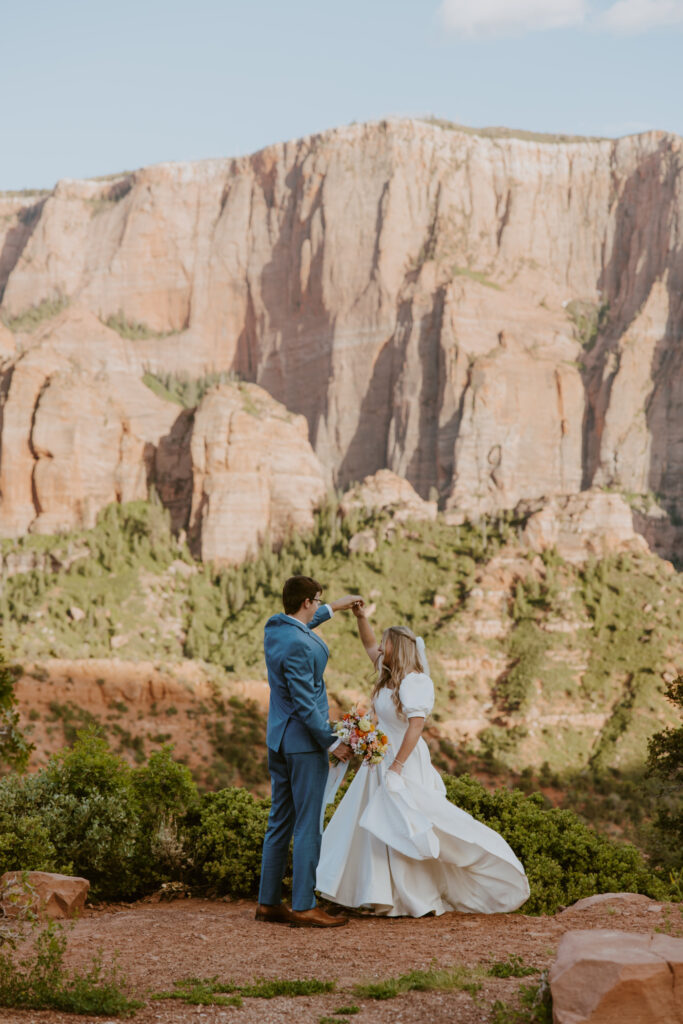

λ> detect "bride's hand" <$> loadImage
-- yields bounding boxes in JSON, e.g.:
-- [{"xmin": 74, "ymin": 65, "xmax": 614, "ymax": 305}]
[
  {"xmin": 330, "ymin": 594, "xmax": 364, "ymax": 612},
  {"xmin": 351, "ymin": 601, "xmax": 365, "ymax": 618},
  {"xmin": 388, "ymin": 760, "xmax": 403, "ymax": 775}
]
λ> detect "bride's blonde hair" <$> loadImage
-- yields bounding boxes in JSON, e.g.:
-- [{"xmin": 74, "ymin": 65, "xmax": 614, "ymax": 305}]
[{"xmin": 371, "ymin": 625, "xmax": 423, "ymax": 718}]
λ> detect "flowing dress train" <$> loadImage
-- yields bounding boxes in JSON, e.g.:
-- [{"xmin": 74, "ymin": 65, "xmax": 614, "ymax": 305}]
[{"xmin": 316, "ymin": 673, "xmax": 530, "ymax": 917}]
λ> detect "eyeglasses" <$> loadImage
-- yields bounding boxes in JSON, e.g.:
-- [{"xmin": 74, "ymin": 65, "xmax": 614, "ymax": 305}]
[{"xmin": 312, "ymin": 597, "xmax": 322, "ymax": 605}]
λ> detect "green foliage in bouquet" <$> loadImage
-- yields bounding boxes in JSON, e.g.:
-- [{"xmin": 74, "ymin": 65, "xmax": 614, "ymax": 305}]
[{"xmin": 443, "ymin": 773, "xmax": 670, "ymax": 914}]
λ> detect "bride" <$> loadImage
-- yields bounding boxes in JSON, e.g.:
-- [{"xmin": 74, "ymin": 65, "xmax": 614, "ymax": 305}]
[{"xmin": 316, "ymin": 606, "xmax": 530, "ymax": 917}]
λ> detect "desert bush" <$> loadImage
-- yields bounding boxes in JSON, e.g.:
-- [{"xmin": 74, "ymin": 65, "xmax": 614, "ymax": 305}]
[
  {"xmin": 0, "ymin": 731, "xmax": 676, "ymax": 910},
  {"xmin": 0, "ymin": 646, "xmax": 33, "ymax": 770},
  {"xmin": 1, "ymin": 295, "xmax": 69, "ymax": 333},
  {"xmin": 105, "ymin": 311, "xmax": 174, "ymax": 340},
  {"xmin": 646, "ymin": 675, "xmax": 683, "ymax": 870},
  {"xmin": 129, "ymin": 746, "xmax": 199, "ymax": 891},
  {"xmin": 0, "ymin": 773, "xmax": 61, "ymax": 873},
  {"xmin": 443, "ymin": 773, "xmax": 670, "ymax": 914},
  {"xmin": 185, "ymin": 786, "xmax": 271, "ymax": 897},
  {"xmin": 30, "ymin": 731, "xmax": 141, "ymax": 899},
  {"xmin": 0, "ymin": 732, "xmax": 199, "ymax": 900},
  {"xmin": 0, "ymin": 914, "xmax": 140, "ymax": 1016}
]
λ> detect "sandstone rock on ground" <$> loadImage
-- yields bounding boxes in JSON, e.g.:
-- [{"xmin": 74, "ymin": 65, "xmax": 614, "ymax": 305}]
[
  {"xmin": 562, "ymin": 892, "xmax": 660, "ymax": 914},
  {"xmin": 549, "ymin": 928, "xmax": 683, "ymax": 1024},
  {"xmin": 1, "ymin": 870, "xmax": 89, "ymax": 919}
]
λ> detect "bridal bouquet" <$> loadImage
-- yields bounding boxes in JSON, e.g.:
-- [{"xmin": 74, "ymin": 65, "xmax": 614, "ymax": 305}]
[{"xmin": 331, "ymin": 706, "xmax": 389, "ymax": 765}]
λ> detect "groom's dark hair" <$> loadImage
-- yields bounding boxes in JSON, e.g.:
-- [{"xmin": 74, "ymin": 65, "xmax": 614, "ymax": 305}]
[{"xmin": 282, "ymin": 575, "xmax": 323, "ymax": 615}]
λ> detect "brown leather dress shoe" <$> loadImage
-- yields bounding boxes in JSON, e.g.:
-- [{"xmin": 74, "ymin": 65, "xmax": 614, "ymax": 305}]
[
  {"xmin": 254, "ymin": 903, "xmax": 292, "ymax": 924},
  {"xmin": 289, "ymin": 907, "xmax": 348, "ymax": 928}
]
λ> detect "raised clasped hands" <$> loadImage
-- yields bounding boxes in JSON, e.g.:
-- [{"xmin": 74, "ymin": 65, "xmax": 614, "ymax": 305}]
[{"xmin": 331, "ymin": 593, "xmax": 364, "ymax": 612}]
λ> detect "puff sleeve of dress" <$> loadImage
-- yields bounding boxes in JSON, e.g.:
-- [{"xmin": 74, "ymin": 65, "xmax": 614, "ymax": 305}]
[{"xmin": 399, "ymin": 672, "xmax": 434, "ymax": 719}]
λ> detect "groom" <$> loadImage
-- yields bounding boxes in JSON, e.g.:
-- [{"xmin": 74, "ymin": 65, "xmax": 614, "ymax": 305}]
[{"xmin": 256, "ymin": 575, "xmax": 360, "ymax": 928}]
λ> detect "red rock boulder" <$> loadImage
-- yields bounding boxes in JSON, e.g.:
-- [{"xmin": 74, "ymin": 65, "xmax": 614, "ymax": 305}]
[
  {"xmin": 549, "ymin": 928, "xmax": 683, "ymax": 1024},
  {"xmin": 1, "ymin": 870, "xmax": 90, "ymax": 919}
]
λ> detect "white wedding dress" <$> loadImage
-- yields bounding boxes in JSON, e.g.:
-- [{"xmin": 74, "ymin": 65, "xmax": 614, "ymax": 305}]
[{"xmin": 316, "ymin": 673, "xmax": 530, "ymax": 916}]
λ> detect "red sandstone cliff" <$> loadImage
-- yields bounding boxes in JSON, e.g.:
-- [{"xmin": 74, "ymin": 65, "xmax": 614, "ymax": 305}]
[{"xmin": 1, "ymin": 118, "xmax": 682, "ymax": 554}]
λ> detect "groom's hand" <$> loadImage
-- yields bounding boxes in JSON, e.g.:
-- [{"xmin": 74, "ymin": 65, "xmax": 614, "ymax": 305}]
[
  {"xmin": 329, "ymin": 594, "xmax": 364, "ymax": 612},
  {"xmin": 335, "ymin": 743, "xmax": 352, "ymax": 762}
]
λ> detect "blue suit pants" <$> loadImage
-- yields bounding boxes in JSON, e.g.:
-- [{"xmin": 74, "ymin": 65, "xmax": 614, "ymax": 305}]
[{"xmin": 258, "ymin": 745, "xmax": 329, "ymax": 912}]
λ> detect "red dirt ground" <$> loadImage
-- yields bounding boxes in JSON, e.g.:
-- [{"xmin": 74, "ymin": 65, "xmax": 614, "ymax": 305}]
[{"xmin": 1, "ymin": 894, "xmax": 680, "ymax": 1024}]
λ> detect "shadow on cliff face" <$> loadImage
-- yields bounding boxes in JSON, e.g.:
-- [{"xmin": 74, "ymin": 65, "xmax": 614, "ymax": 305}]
[
  {"xmin": 335, "ymin": 284, "xmax": 451, "ymax": 499},
  {"xmin": 0, "ymin": 200, "xmax": 47, "ymax": 304},
  {"xmin": 393, "ymin": 286, "xmax": 448, "ymax": 499},
  {"xmin": 235, "ymin": 150, "xmax": 335, "ymax": 460},
  {"xmin": 647, "ymin": 207, "xmax": 683, "ymax": 531},
  {"xmin": 583, "ymin": 140, "xmax": 681, "ymax": 496},
  {"xmin": 152, "ymin": 408, "xmax": 194, "ymax": 535}
]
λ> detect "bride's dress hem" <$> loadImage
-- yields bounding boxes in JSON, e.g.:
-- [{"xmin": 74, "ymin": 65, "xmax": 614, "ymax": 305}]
[{"xmin": 315, "ymin": 673, "xmax": 530, "ymax": 919}]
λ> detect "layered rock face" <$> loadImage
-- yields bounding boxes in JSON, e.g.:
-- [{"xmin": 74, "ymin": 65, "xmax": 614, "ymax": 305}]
[
  {"xmin": 2, "ymin": 119, "xmax": 683, "ymax": 542},
  {"xmin": 0, "ymin": 306, "xmax": 325, "ymax": 562}
]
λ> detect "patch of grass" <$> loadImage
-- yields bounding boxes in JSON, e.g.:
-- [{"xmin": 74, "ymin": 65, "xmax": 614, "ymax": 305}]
[
  {"xmin": 565, "ymin": 299, "xmax": 609, "ymax": 351},
  {"xmin": 142, "ymin": 370, "xmax": 237, "ymax": 409},
  {"xmin": 453, "ymin": 266, "xmax": 502, "ymax": 290},
  {"xmin": 352, "ymin": 963, "xmax": 484, "ymax": 1000},
  {"xmin": 1, "ymin": 295, "xmax": 69, "ymax": 333},
  {"xmin": 152, "ymin": 977, "xmax": 242, "ymax": 1007},
  {"xmin": 420, "ymin": 116, "xmax": 607, "ymax": 144},
  {"xmin": 153, "ymin": 976, "xmax": 334, "ymax": 1006},
  {"xmin": 332, "ymin": 1007, "xmax": 360, "ymax": 1016},
  {"xmin": 241, "ymin": 978, "xmax": 335, "ymax": 997},
  {"xmin": 105, "ymin": 311, "xmax": 178, "ymax": 341},
  {"xmin": 0, "ymin": 916, "xmax": 141, "ymax": 1017},
  {"xmin": 490, "ymin": 976, "xmax": 552, "ymax": 1024},
  {"xmin": 488, "ymin": 955, "xmax": 539, "ymax": 978}
]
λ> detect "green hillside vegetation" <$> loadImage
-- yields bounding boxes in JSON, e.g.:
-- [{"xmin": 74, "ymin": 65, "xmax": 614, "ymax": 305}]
[{"xmin": 1, "ymin": 496, "xmax": 682, "ymax": 863}]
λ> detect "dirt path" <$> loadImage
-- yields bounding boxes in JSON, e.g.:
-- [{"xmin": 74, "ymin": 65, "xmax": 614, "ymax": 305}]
[{"xmin": 1, "ymin": 896, "xmax": 678, "ymax": 1024}]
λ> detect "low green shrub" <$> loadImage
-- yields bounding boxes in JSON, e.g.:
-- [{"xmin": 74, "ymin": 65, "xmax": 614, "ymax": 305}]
[
  {"xmin": 488, "ymin": 955, "xmax": 538, "ymax": 978},
  {"xmin": 0, "ymin": 732, "xmax": 198, "ymax": 901},
  {"xmin": 646, "ymin": 676, "xmax": 683, "ymax": 870},
  {"xmin": 186, "ymin": 786, "xmax": 271, "ymax": 896},
  {"xmin": 0, "ymin": 733, "xmax": 675, "ymax": 911},
  {"xmin": 0, "ymin": 916, "xmax": 141, "ymax": 1016},
  {"xmin": 443, "ymin": 773, "xmax": 670, "ymax": 914}
]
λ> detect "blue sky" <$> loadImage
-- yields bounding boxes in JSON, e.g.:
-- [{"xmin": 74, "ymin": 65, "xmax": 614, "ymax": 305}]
[{"xmin": 3, "ymin": 0, "xmax": 683, "ymax": 190}]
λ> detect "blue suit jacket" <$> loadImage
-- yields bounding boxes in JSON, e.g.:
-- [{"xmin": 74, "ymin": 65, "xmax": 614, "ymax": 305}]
[{"xmin": 264, "ymin": 606, "xmax": 336, "ymax": 754}]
